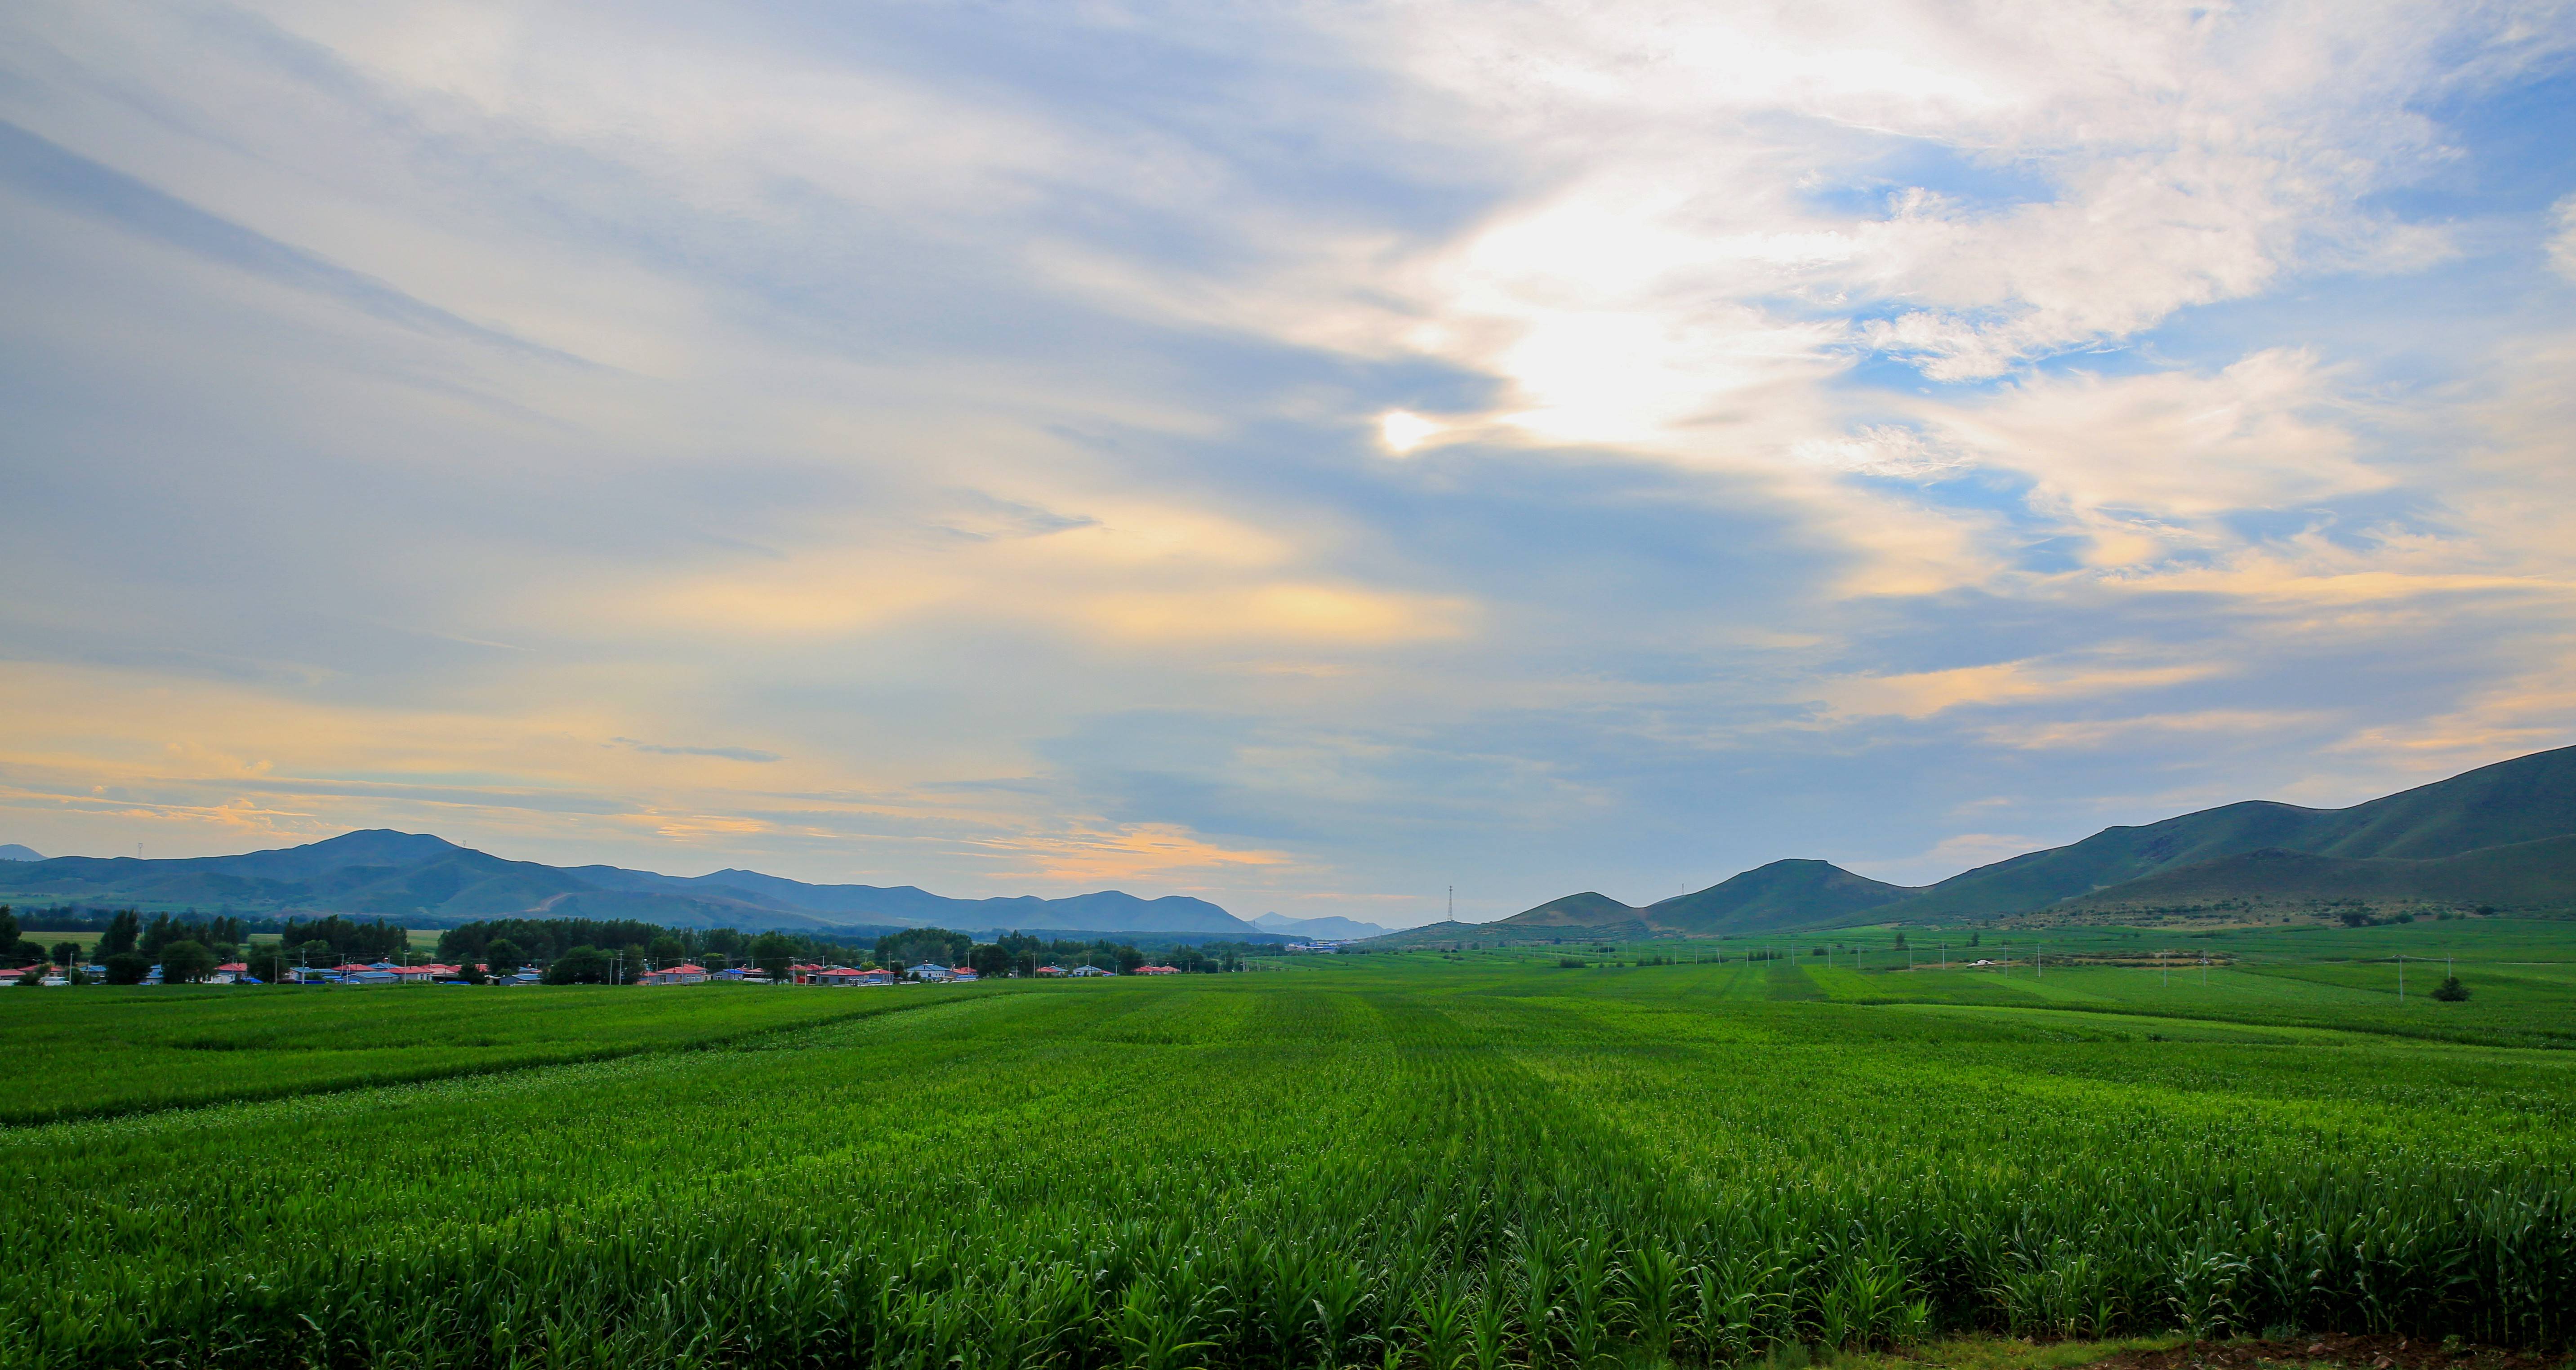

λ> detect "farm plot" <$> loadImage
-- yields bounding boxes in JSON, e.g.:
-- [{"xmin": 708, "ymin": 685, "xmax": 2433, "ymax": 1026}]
[
  {"xmin": 2, "ymin": 957, "xmax": 2572, "ymax": 1369},
  {"xmin": 0, "ymin": 982, "xmax": 976, "ymax": 1124}
]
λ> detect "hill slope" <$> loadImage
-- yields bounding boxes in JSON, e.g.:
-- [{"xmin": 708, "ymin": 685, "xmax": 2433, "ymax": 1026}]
[
  {"xmin": 2063, "ymin": 834, "xmax": 2576, "ymax": 912},
  {"xmin": 1890, "ymin": 745, "xmax": 2576, "ymax": 919},
  {"xmin": 1644, "ymin": 859, "xmax": 1916, "ymax": 933},
  {"xmin": 0, "ymin": 830, "xmax": 1263, "ymax": 935},
  {"xmin": 1365, "ymin": 860, "xmax": 1915, "ymax": 945}
]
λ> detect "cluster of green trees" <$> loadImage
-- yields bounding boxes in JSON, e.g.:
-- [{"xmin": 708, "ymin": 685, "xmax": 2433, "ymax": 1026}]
[
  {"xmin": 422, "ymin": 919, "xmax": 1262, "ymax": 985},
  {"xmin": 0, "ymin": 907, "xmax": 147, "ymax": 984},
  {"xmin": 5, "ymin": 907, "xmax": 423, "ymax": 985},
  {"xmin": 961, "ymin": 931, "xmax": 1256, "ymax": 978},
  {"xmin": 432, "ymin": 919, "xmax": 879, "ymax": 985},
  {"xmin": 0, "ymin": 907, "xmax": 58, "ymax": 969},
  {"xmin": 9, "ymin": 903, "xmax": 1275, "ymax": 988}
]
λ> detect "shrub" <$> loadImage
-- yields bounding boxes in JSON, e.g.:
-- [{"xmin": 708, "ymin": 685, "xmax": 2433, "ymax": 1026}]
[{"xmin": 2432, "ymin": 976, "xmax": 2470, "ymax": 1002}]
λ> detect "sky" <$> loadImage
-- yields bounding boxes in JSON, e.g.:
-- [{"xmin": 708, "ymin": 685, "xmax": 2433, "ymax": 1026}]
[{"xmin": 4, "ymin": 1, "xmax": 2576, "ymax": 927}]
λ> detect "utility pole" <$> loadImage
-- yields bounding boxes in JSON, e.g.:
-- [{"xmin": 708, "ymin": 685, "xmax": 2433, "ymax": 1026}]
[{"xmin": 2398, "ymin": 953, "xmax": 2405, "ymax": 1004}]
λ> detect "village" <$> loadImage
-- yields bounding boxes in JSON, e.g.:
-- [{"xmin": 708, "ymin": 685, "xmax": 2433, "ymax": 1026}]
[{"xmin": 8, "ymin": 956, "xmax": 1197, "ymax": 987}]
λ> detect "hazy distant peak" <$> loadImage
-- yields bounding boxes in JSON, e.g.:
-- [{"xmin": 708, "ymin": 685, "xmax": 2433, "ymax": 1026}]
[
  {"xmin": 1251, "ymin": 912, "xmax": 1393, "ymax": 939},
  {"xmin": 0, "ymin": 844, "xmax": 41, "ymax": 862}
]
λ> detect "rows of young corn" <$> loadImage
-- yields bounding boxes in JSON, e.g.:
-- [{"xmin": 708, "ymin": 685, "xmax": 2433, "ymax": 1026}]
[{"xmin": 4, "ymin": 969, "xmax": 2572, "ymax": 1368}]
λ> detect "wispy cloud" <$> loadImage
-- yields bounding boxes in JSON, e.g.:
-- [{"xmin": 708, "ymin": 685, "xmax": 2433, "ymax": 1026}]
[
  {"xmin": 1, "ymin": 0, "xmax": 2572, "ymax": 924},
  {"xmin": 612, "ymin": 739, "xmax": 783, "ymax": 764}
]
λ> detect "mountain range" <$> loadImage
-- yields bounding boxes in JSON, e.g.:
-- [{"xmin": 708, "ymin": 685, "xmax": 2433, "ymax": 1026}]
[
  {"xmin": 0, "ymin": 830, "xmax": 1273, "ymax": 938},
  {"xmin": 14, "ymin": 745, "xmax": 2576, "ymax": 943},
  {"xmin": 1367, "ymin": 745, "xmax": 2576, "ymax": 943},
  {"xmin": 1249, "ymin": 912, "xmax": 1391, "ymax": 939}
]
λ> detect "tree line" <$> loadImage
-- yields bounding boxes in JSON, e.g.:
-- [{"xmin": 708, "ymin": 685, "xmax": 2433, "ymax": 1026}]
[{"xmin": 6, "ymin": 903, "xmax": 1281, "ymax": 987}]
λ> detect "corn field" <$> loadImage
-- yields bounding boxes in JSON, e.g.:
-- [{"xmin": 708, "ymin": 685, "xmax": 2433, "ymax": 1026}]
[{"xmin": 4, "ymin": 957, "xmax": 2573, "ymax": 1368}]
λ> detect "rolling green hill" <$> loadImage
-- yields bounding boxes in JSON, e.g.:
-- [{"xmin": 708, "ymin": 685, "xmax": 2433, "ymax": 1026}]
[
  {"xmin": 1645, "ymin": 858, "xmax": 1916, "ymax": 933},
  {"xmin": 1497, "ymin": 891, "xmax": 1646, "ymax": 930},
  {"xmin": 2063, "ymin": 833, "xmax": 2576, "ymax": 913},
  {"xmin": 1889, "ymin": 745, "xmax": 2576, "ymax": 920},
  {"xmin": 1360, "ymin": 860, "xmax": 1916, "ymax": 945}
]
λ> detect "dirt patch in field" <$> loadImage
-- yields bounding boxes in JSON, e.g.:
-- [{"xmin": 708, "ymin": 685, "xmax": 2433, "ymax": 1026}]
[{"xmin": 2092, "ymin": 1334, "xmax": 2566, "ymax": 1370}]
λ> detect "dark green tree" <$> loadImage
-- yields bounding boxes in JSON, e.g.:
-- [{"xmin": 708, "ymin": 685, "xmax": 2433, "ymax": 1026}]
[
  {"xmin": 542, "ymin": 946, "xmax": 612, "ymax": 985},
  {"xmin": 99, "ymin": 909, "xmax": 141, "ymax": 957},
  {"xmin": 647, "ymin": 934, "xmax": 686, "ymax": 964},
  {"xmin": 750, "ymin": 932, "xmax": 798, "ymax": 980},
  {"xmin": 50, "ymin": 941, "xmax": 79, "ymax": 968},
  {"xmin": 877, "ymin": 927, "xmax": 973, "ymax": 968},
  {"xmin": 103, "ymin": 952, "xmax": 150, "ymax": 985},
  {"xmin": 0, "ymin": 906, "xmax": 16, "ymax": 955},
  {"xmin": 2432, "ymin": 976, "xmax": 2471, "ymax": 1002},
  {"xmin": 483, "ymin": 939, "xmax": 523, "ymax": 974},
  {"xmin": 159, "ymin": 940, "xmax": 217, "ymax": 984}
]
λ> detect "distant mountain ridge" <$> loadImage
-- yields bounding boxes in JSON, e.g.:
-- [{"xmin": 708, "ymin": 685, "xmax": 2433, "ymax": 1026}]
[
  {"xmin": 0, "ymin": 844, "xmax": 41, "ymax": 862},
  {"xmin": 0, "ymin": 830, "xmax": 1268, "ymax": 937},
  {"xmin": 1249, "ymin": 912, "xmax": 1391, "ymax": 939},
  {"xmin": 1359, "ymin": 745, "xmax": 2576, "ymax": 943}
]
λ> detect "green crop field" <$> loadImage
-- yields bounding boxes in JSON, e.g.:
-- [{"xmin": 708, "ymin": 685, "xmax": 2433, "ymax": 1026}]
[
  {"xmin": 4, "ymin": 923, "xmax": 2574, "ymax": 1370},
  {"xmin": 0, "ymin": 985, "xmax": 937, "ymax": 1125}
]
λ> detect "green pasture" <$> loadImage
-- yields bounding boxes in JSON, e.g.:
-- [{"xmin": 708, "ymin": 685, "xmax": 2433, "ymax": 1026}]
[{"xmin": 3, "ymin": 928, "xmax": 2574, "ymax": 1369}]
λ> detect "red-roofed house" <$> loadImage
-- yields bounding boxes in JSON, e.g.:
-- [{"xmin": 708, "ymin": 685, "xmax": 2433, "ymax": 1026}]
[
  {"xmin": 637, "ymin": 963, "xmax": 708, "ymax": 986},
  {"xmin": 1132, "ymin": 965, "xmax": 1181, "ymax": 975}
]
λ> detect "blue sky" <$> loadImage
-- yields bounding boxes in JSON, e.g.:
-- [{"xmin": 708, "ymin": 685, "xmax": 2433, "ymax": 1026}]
[{"xmin": 4, "ymin": 0, "xmax": 2575, "ymax": 925}]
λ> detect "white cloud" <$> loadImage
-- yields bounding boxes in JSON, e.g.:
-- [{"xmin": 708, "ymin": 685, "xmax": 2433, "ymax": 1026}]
[
  {"xmin": 4, "ymin": 0, "xmax": 2575, "ymax": 916},
  {"xmin": 2550, "ymin": 194, "xmax": 2576, "ymax": 282},
  {"xmin": 1927, "ymin": 348, "xmax": 2384, "ymax": 525}
]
